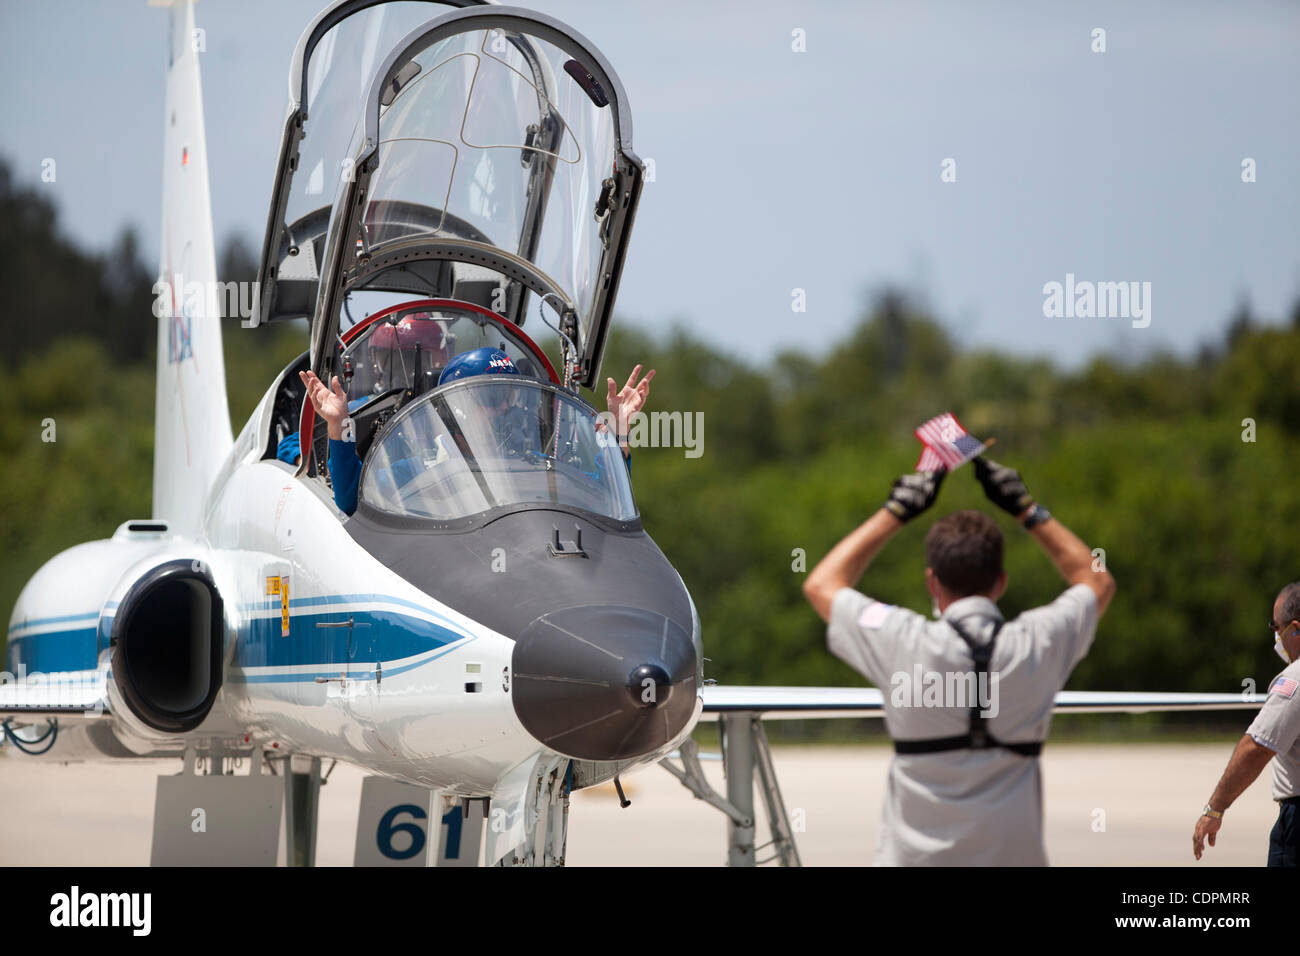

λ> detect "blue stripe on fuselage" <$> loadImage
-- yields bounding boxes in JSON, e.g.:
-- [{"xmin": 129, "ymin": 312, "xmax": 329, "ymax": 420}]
[
  {"xmin": 6, "ymin": 627, "xmax": 98, "ymax": 673},
  {"xmin": 230, "ymin": 637, "xmax": 473, "ymax": 683},
  {"xmin": 7, "ymin": 605, "xmax": 120, "ymax": 674},
  {"xmin": 7, "ymin": 596, "xmax": 468, "ymax": 680},
  {"xmin": 7, "ymin": 611, "xmax": 98, "ymax": 634},
  {"xmin": 234, "ymin": 600, "xmax": 468, "ymax": 670},
  {"xmin": 239, "ymin": 592, "xmax": 463, "ymax": 623}
]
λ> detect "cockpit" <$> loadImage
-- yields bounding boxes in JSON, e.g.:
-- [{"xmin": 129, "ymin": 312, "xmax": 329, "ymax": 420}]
[
  {"xmin": 321, "ymin": 296, "xmax": 558, "ymax": 461},
  {"xmin": 269, "ymin": 293, "xmax": 635, "ymax": 527}
]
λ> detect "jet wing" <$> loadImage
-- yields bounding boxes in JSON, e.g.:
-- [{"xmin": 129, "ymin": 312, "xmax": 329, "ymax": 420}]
[{"xmin": 699, "ymin": 686, "xmax": 1261, "ymax": 720}]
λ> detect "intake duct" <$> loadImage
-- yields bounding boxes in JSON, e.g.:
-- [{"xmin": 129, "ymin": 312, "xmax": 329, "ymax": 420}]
[{"xmin": 110, "ymin": 559, "xmax": 223, "ymax": 734}]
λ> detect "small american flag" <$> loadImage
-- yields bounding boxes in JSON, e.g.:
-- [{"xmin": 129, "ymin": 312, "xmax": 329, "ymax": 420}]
[
  {"xmin": 914, "ymin": 412, "xmax": 987, "ymax": 471},
  {"xmin": 1272, "ymin": 677, "xmax": 1299, "ymax": 699}
]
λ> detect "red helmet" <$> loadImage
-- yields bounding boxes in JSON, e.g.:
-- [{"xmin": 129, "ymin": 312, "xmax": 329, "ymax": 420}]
[{"xmin": 368, "ymin": 314, "xmax": 449, "ymax": 362}]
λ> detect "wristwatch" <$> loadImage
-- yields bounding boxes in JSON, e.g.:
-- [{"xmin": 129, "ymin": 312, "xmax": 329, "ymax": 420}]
[
  {"xmin": 1201, "ymin": 805, "xmax": 1223, "ymax": 819},
  {"xmin": 1021, "ymin": 504, "xmax": 1051, "ymax": 529}
]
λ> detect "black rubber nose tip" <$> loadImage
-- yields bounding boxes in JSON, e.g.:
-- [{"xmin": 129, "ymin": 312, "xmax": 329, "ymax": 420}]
[{"xmin": 628, "ymin": 663, "xmax": 672, "ymax": 708}]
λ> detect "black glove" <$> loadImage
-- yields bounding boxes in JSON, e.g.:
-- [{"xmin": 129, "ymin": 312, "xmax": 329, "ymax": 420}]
[
  {"xmin": 884, "ymin": 468, "xmax": 946, "ymax": 523},
  {"xmin": 973, "ymin": 456, "xmax": 1035, "ymax": 516}
]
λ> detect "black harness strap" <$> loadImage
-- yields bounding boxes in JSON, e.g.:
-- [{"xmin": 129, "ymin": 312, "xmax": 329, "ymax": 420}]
[
  {"xmin": 892, "ymin": 734, "xmax": 976, "ymax": 754},
  {"xmin": 892, "ymin": 618, "xmax": 1043, "ymax": 758}
]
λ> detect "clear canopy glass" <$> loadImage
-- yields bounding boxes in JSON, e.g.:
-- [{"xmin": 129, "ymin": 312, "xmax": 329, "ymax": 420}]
[
  {"xmin": 350, "ymin": 25, "xmax": 622, "ymax": 342},
  {"xmin": 285, "ymin": 2, "xmax": 444, "ymax": 235},
  {"xmin": 361, "ymin": 378, "xmax": 636, "ymax": 523}
]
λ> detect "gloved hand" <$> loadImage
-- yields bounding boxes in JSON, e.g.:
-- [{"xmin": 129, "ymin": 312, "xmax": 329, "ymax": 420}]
[
  {"xmin": 884, "ymin": 468, "xmax": 947, "ymax": 523},
  {"xmin": 973, "ymin": 456, "xmax": 1035, "ymax": 517}
]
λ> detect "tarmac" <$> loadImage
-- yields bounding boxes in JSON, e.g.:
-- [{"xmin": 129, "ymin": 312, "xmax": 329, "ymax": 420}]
[{"xmin": 0, "ymin": 740, "xmax": 1279, "ymax": 866}]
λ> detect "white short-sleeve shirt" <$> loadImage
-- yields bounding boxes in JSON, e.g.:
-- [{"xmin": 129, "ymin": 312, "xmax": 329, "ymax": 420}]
[
  {"xmin": 1246, "ymin": 660, "xmax": 1300, "ymax": 800},
  {"xmin": 827, "ymin": 583, "xmax": 1100, "ymax": 866}
]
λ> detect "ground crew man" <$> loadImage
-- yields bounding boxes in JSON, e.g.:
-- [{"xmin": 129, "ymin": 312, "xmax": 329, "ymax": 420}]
[
  {"xmin": 803, "ymin": 457, "xmax": 1117, "ymax": 865},
  {"xmin": 1193, "ymin": 581, "xmax": 1300, "ymax": 865}
]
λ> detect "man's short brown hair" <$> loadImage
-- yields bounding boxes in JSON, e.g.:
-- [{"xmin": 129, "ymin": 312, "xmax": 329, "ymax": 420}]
[
  {"xmin": 925, "ymin": 510, "xmax": 1004, "ymax": 597},
  {"xmin": 1278, "ymin": 581, "xmax": 1300, "ymax": 628}
]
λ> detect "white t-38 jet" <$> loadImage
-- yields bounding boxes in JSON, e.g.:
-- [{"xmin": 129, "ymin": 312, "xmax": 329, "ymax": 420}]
[{"xmin": 0, "ymin": 0, "xmax": 1259, "ymax": 867}]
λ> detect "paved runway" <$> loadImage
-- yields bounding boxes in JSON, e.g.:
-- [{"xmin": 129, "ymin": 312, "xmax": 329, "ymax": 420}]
[{"xmin": 0, "ymin": 741, "xmax": 1278, "ymax": 866}]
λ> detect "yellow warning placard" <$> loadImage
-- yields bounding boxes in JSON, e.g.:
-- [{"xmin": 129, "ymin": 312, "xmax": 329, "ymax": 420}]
[
  {"xmin": 280, "ymin": 576, "xmax": 290, "ymax": 637},
  {"xmin": 265, "ymin": 576, "xmax": 280, "ymax": 596}
]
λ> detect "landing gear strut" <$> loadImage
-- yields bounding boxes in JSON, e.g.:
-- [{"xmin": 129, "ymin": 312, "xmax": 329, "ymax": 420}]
[{"xmin": 660, "ymin": 713, "xmax": 801, "ymax": 866}]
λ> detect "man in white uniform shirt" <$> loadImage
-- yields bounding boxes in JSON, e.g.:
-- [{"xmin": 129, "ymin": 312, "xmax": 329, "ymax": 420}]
[
  {"xmin": 803, "ymin": 457, "xmax": 1116, "ymax": 865},
  {"xmin": 1193, "ymin": 581, "xmax": 1300, "ymax": 866}
]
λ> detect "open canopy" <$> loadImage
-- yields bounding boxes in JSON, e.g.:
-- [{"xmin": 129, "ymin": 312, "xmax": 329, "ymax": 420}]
[
  {"xmin": 256, "ymin": 1, "xmax": 488, "ymax": 326},
  {"xmin": 257, "ymin": 1, "xmax": 644, "ymax": 391}
]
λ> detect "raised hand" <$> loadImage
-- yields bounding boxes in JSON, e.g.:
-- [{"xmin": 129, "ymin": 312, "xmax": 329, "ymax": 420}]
[
  {"xmin": 883, "ymin": 468, "xmax": 947, "ymax": 523},
  {"xmin": 606, "ymin": 364, "xmax": 655, "ymax": 437},
  {"xmin": 299, "ymin": 370, "xmax": 349, "ymax": 438},
  {"xmin": 973, "ymin": 456, "xmax": 1035, "ymax": 517}
]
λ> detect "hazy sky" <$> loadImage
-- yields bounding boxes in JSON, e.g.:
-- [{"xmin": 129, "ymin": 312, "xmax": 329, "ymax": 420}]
[{"xmin": 1, "ymin": 0, "xmax": 1296, "ymax": 367}]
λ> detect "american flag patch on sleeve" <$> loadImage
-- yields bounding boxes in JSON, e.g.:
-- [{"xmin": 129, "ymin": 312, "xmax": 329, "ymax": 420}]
[
  {"xmin": 1271, "ymin": 676, "xmax": 1299, "ymax": 699},
  {"xmin": 858, "ymin": 602, "xmax": 894, "ymax": 630}
]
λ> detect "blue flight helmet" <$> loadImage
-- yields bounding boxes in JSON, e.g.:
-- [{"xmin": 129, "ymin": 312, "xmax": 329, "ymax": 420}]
[
  {"xmin": 439, "ymin": 348, "xmax": 528, "ymax": 458},
  {"xmin": 438, "ymin": 347, "xmax": 520, "ymax": 384}
]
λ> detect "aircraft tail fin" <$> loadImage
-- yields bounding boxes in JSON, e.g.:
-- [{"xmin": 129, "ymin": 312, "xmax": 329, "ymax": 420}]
[{"xmin": 152, "ymin": 0, "xmax": 233, "ymax": 536}]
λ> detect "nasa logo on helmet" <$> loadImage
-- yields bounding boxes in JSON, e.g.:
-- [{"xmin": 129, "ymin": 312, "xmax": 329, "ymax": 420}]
[{"xmin": 438, "ymin": 347, "xmax": 520, "ymax": 385}]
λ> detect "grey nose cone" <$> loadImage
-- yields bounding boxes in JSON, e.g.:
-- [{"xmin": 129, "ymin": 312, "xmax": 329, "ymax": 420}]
[{"xmin": 512, "ymin": 605, "xmax": 696, "ymax": 761}]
